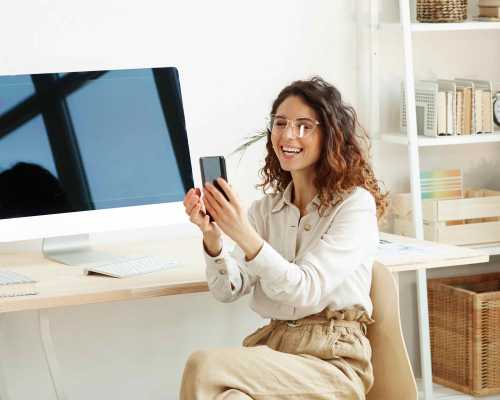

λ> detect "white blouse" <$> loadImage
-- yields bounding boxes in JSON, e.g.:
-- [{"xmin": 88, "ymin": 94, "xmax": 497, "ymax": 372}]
[{"xmin": 203, "ymin": 183, "xmax": 379, "ymax": 320}]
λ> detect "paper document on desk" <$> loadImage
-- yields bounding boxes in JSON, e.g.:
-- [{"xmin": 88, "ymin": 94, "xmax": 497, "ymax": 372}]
[
  {"xmin": 0, "ymin": 270, "xmax": 38, "ymax": 297},
  {"xmin": 376, "ymin": 239, "xmax": 454, "ymax": 265}
]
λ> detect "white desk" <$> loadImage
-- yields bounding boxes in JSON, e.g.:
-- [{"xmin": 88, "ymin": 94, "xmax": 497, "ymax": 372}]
[
  {"xmin": 0, "ymin": 232, "xmax": 490, "ymax": 400},
  {"xmin": 377, "ymin": 233, "xmax": 490, "ymax": 400},
  {"xmin": 0, "ymin": 238, "xmax": 208, "ymax": 314}
]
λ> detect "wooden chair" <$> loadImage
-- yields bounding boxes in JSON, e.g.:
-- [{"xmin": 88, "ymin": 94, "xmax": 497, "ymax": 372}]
[{"xmin": 367, "ymin": 262, "xmax": 418, "ymax": 400}]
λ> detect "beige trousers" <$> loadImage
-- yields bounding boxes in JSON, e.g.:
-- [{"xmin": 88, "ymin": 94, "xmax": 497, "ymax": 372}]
[{"xmin": 180, "ymin": 308, "xmax": 374, "ymax": 400}]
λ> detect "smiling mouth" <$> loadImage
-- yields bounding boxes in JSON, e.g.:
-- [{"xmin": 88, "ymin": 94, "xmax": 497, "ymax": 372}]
[{"xmin": 280, "ymin": 145, "xmax": 303, "ymax": 155}]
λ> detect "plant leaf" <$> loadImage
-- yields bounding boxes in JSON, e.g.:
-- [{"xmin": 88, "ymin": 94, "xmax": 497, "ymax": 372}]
[
  {"xmin": 228, "ymin": 131, "xmax": 267, "ymax": 167},
  {"xmin": 229, "ymin": 131, "xmax": 267, "ymax": 156}
]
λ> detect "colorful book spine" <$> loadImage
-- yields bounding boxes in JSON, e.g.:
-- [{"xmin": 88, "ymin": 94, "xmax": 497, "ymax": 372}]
[{"xmin": 420, "ymin": 169, "xmax": 463, "ymax": 200}]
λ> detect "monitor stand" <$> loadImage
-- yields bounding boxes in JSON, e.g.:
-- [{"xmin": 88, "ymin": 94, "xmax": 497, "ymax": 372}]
[{"xmin": 42, "ymin": 234, "xmax": 128, "ymax": 267}]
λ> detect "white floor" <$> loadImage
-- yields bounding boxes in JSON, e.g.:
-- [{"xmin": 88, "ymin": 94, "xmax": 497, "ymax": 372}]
[{"xmin": 417, "ymin": 380, "xmax": 500, "ymax": 400}]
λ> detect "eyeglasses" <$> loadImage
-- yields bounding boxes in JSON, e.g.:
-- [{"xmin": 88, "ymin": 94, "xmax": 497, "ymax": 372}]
[{"xmin": 267, "ymin": 115, "xmax": 320, "ymax": 139}]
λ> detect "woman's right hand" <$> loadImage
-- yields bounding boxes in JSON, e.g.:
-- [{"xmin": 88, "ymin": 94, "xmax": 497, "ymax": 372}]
[{"xmin": 183, "ymin": 188, "xmax": 222, "ymax": 240}]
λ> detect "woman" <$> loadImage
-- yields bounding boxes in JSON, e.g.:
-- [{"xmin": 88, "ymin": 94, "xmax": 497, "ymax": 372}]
[{"xmin": 181, "ymin": 77, "xmax": 389, "ymax": 400}]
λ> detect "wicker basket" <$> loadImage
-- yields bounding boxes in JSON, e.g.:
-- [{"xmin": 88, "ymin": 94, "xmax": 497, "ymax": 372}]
[
  {"xmin": 417, "ymin": 0, "xmax": 468, "ymax": 22},
  {"xmin": 428, "ymin": 272, "xmax": 500, "ymax": 396}
]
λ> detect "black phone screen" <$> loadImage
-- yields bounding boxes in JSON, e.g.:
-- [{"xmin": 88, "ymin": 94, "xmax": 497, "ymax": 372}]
[
  {"xmin": 199, "ymin": 156, "xmax": 228, "ymax": 221},
  {"xmin": 200, "ymin": 157, "xmax": 225, "ymax": 185}
]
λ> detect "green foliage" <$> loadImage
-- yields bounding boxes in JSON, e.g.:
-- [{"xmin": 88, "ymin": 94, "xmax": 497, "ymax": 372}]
[{"xmin": 229, "ymin": 130, "xmax": 267, "ymax": 165}]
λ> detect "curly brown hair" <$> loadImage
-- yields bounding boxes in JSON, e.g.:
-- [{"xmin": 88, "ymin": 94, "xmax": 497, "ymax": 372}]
[{"xmin": 257, "ymin": 77, "xmax": 389, "ymax": 220}]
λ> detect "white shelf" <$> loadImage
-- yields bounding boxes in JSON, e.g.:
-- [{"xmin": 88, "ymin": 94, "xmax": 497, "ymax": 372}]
[
  {"xmin": 413, "ymin": 21, "xmax": 500, "ymax": 32},
  {"xmin": 380, "ymin": 21, "xmax": 500, "ymax": 32},
  {"xmin": 418, "ymin": 380, "xmax": 470, "ymax": 400},
  {"xmin": 380, "ymin": 132, "xmax": 500, "ymax": 146},
  {"xmin": 417, "ymin": 379, "xmax": 500, "ymax": 399},
  {"xmin": 466, "ymin": 242, "xmax": 500, "ymax": 257}
]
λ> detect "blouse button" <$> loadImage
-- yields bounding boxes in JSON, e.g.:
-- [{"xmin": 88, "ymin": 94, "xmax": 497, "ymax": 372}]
[
  {"xmin": 304, "ymin": 223, "xmax": 312, "ymax": 231},
  {"xmin": 215, "ymin": 259, "xmax": 223, "ymax": 264}
]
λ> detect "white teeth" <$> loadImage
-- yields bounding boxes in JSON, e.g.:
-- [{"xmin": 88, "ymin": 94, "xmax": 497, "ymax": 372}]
[{"xmin": 282, "ymin": 146, "xmax": 302, "ymax": 153}]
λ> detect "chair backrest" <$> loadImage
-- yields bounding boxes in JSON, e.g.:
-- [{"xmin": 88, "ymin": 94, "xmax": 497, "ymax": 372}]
[{"xmin": 366, "ymin": 262, "xmax": 418, "ymax": 400}]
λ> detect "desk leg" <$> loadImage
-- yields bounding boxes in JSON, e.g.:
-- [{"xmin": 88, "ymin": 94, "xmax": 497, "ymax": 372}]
[
  {"xmin": 0, "ymin": 316, "xmax": 11, "ymax": 400},
  {"xmin": 416, "ymin": 269, "xmax": 433, "ymax": 400},
  {"xmin": 39, "ymin": 310, "xmax": 68, "ymax": 400},
  {"xmin": 392, "ymin": 272, "xmax": 400, "ymax": 287}
]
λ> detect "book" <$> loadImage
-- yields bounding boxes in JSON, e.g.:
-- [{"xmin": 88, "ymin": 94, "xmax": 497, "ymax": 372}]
[
  {"xmin": 446, "ymin": 91, "xmax": 454, "ymax": 135},
  {"xmin": 437, "ymin": 91, "xmax": 447, "ymax": 134},
  {"xmin": 457, "ymin": 79, "xmax": 494, "ymax": 134},
  {"xmin": 0, "ymin": 270, "xmax": 38, "ymax": 297},
  {"xmin": 478, "ymin": 0, "xmax": 500, "ymax": 7},
  {"xmin": 456, "ymin": 90, "xmax": 464, "ymax": 135},
  {"xmin": 475, "ymin": 89, "xmax": 483, "ymax": 133},
  {"xmin": 463, "ymin": 87, "xmax": 473, "ymax": 135},
  {"xmin": 438, "ymin": 80, "xmax": 457, "ymax": 135},
  {"xmin": 456, "ymin": 79, "xmax": 479, "ymax": 134},
  {"xmin": 482, "ymin": 90, "xmax": 493, "ymax": 132},
  {"xmin": 420, "ymin": 169, "xmax": 463, "ymax": 200},
  {"xmin": 479, "ymin": 6, "xmax": 500, "ymax": 17}
]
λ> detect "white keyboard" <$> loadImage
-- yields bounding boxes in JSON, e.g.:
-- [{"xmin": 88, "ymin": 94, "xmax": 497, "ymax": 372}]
[{"xmin": 83, "ymin": 256, "xmax": 178, "ymax": 278}]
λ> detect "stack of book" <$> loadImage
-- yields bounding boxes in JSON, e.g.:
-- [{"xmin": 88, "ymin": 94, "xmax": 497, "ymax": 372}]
[
  {"xmin": 478, "ymin": 0, "xmax": 500, "ymax": 19},
  {"xmin": 401, "ymin": 78, "xmax": 495, "ymax": 137}
]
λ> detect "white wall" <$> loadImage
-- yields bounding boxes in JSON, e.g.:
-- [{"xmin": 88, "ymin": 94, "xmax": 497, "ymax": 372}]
[
  {"xmin": 2, "ymin": 0, "xmax": 499, "ymax": 397},
  {"xmin": 0, "ymin": 0, "xmax": 360, "ymax": 208},
  {"xmin": 0, "ymin": 1, "xmax": 361, "ymax": 399}
]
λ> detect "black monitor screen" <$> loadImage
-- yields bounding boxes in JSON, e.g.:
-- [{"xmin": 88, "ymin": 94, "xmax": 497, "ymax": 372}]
[{"xmin": 0, "ymin": 67, "xmax": 194, "ymax": 219}]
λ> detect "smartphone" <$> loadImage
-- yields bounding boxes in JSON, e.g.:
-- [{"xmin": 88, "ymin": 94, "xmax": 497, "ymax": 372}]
[{"xmin": 199, "ymin": 156, "xmax": 229, "ymax": 221}]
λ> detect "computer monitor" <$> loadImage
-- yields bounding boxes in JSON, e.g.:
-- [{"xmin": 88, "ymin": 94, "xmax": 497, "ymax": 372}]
[{"xmin": 0, "ymin": 66, "xmax": 194, "ymax": 265}]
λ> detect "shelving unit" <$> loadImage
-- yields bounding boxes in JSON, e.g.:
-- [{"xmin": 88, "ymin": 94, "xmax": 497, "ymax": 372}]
[{"xmin": 369, "ymin": 1, "xmax": 500, "ymax": 399}]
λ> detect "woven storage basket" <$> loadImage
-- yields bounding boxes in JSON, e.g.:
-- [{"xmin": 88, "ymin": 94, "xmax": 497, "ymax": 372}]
[
  {"xmin": 417, "ymin": 0, "xmax": 467, "ymax": 22},
  {"xmin": 428, "ymin": 272, "xmax": 500, "ymax": 396}
]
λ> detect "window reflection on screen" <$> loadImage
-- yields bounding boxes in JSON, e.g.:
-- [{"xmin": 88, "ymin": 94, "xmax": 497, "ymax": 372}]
[{"xmin": 0, "ymin": 67, "xmax": 193, "ymax": 219}]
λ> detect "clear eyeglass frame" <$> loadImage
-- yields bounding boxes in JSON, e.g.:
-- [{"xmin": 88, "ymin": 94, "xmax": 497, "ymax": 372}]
[{"xmin": 266, "ymin": 114, "xmax": 320, "ymax": 139}]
